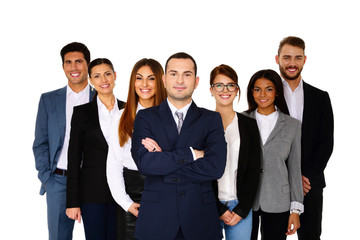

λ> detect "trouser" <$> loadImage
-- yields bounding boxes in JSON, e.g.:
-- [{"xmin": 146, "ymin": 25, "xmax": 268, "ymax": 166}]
[
  {"xmin": 46, "ymin": 173, "xmax": 74, "ymax": 240},
  {"xmin": 297, "ymin": 188, "xmax": 323, "ymax": 240},
  {"xmin": 251, "ymin": 209, "xmax": 289, "ymax": 240}
]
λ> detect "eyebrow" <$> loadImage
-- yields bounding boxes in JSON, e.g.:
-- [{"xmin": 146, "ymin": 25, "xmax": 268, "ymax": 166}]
[{"xmin": 136, "ymin": 73, "xmax": 155, "ymax": 77}]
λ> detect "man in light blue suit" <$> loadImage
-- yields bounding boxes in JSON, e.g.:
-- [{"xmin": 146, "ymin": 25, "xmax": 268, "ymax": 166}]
[
  {"xmin": 33, "ymin": 42, "xmax": 94, "ymax": 240},
  {"xmin": 131, "ymin": 52, "xmax": 227, "ymax": 240}
]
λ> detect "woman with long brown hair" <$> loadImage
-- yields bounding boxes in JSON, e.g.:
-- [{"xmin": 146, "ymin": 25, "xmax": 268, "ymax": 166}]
[{"xmin": 106, "ymin": 58, "xmax": 166, "ymax": 239}]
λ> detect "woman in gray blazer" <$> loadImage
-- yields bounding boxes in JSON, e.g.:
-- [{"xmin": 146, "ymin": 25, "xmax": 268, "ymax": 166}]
[{"xmin": 244, "ymin": 69, "xmax": 303, "ymax": 240}]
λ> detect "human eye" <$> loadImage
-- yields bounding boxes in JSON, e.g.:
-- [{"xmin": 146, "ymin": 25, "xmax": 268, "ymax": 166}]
[
  {"xmin": 76, "ymin": 59, "xmax": 84, "ymax": 64},
  {"xmin": 106, "ymin": 72, "xmax": 112, "ymax": 76},
  {"xmin": 266, "ymin": 88, "xmax": 274, "ymax": 92},
  {"xmin": 92, "ymin": 74, "xmax": 100, "ymax": 79},
  {"xmin": 148, "ymin": 77, "xmax": 156, "ymax": 81},
  {"xmin": 64, "ymin": 60, "xmax": 71, "ymax": 65}
]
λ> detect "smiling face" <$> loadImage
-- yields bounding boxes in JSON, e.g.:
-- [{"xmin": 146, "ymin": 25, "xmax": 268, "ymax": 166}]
[
  {"xmin": 89, "ymin": 63, "xmax": 116, "ymax": 96},
  {"xmin": 210, "ymin": 74, "xmax": 238, "ymax": 108},
  {"xmin": 134, "ymin": 65, "xmax": 157, "ymax": 108},
  {"xmin": 163, "ymin": 58, "xmax": 199, "ymax": 108},
  {"xmin": 252, "ymin": 77, "xmax": 277, "ymax": 115},
  {"xmin": 276, "ymin": 44, "xmax": 306, "ymax": 82},
  {"xmin": 63, "ymin": 51, "xmax": 89, "ymax": 92}
]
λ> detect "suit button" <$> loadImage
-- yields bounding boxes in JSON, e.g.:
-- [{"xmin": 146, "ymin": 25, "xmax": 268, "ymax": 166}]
[{"xmin": 260, "ymin": 169, "xmax": 264, "ymax": 173}]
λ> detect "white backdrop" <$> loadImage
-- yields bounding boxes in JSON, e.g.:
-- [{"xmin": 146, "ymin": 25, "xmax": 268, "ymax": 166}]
[{"xmin": 1, "ymin": 0, "xmax": 358, "ymax": 239}]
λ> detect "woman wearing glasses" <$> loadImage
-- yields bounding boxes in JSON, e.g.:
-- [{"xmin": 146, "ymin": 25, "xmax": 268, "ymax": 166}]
[{"xmin": 210, "ymin": 64, "xmax": 261, "ymax": 240}]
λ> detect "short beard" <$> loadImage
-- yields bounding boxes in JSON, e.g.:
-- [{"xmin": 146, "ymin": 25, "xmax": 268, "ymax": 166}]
[{"xmin": 279, "ymin": 66, "xmax": 302, "ymax": 81}]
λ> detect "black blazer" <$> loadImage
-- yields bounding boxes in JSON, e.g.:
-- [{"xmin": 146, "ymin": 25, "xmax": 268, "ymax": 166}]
[
  {"xmin": 213, "ymin": 112, "xmax": 261, "ymax": 219},
  {"xmin": 301, "ymin": 82, "xmax": 333, "ymax": 189},
  {"xmin": 66, "ymin": 98, "xmax": 125, "ymax": 208}
]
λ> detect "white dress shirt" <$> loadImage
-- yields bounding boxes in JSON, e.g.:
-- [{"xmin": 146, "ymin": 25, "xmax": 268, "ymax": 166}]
[
  {"xmin": 283, "ymin": 79, "xmax": 304, "ymax": 122},
  {"xmin": 57, "ymin": 84, "xmax": 89, "ymax": 170},
  {"xmin": 217, "ymin": 114, "xmax": 239, "ymax": 201},
  {"xmin": 255, "ymin": 109, "xmax": 304, "ymax": 213},
  {"xmin": 106, "ymin": 103, "xmax": 145, "ymax": 211}
]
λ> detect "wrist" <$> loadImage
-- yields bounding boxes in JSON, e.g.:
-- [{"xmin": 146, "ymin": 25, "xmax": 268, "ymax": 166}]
[{"xmin": 290, "ymin": 209, "xmax": 301, "ymax": 215}]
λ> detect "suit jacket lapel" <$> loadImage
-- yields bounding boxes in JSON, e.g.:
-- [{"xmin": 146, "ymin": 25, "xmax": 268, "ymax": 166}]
[
  {"xmin": 89, "ymin": 99, "xmax": 108, "ymax": 148},
  {"xmin": 56, "ymin": 86, "xmax": 67, "ymax": 144},
  {"xmin": 264, "ymin": 111, "xmax": 286, "ymax": 146},
  {"xmin": 158, "ymin": 101, "xmax": 178, "ymax": 148},
  {"xmin": 177, "ymin": 102, "xmax": 199, "ymax": 144}
]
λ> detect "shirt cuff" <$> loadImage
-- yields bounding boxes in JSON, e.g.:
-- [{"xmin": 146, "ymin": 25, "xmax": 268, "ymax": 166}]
[
  {"xmin": 189, "ymin": 147, "xmax": 197, "ymax": 161},
  {"xmin": 290, "ymin": 201, "xmax": 304, "ymax": 214}
]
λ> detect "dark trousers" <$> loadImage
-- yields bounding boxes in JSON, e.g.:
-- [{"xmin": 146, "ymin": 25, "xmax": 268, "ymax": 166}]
[
  {"xmin": 297, "ymin": 188, "xmax": 323, "ymax": 240},
  {"xmin": 251, "ymin": 209, "xmax": 289, "ymax": 240},
  {"xmin": 81, "ymin": 203, "xmax": 117, "ymax": 240},
  {"xmin": 116, "ymin": 168, "xmax": 145, "ymax": 240}
]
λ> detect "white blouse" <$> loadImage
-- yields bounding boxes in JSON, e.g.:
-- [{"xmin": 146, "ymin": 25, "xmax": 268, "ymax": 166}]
[
  {"xmin": 217, "ymin": 114, "xmax": 240, "ymax": 201},
  {"xmin": 106, "ymin": 104, "xmax": 145, "ymax": 211}
]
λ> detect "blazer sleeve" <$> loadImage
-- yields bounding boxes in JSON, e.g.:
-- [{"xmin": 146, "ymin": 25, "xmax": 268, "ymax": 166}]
[
  {"xmin": 163, "ymin": 113, "xmax": 227, "ymax": 183},
  {"xmin": 32, "ymin": 94, "xmax": 51, "ymax": 186},
  {"xmin": 289, "ymin": 120, "xmax": 304, "ymax": 204},
  {"xmin": 303, "ymin": 92, "xmax": 334, "ymax": 183},
  {"xmin": 232, "ymin": 117, "xmax": 261, "ymax": 219},
  {"xmin": 131, "ymin": 110, "xmax": 195, "ymax": 176},
  {"xmin": 66, "ymin": 107, "xmax": 84, "ymax": 208}
]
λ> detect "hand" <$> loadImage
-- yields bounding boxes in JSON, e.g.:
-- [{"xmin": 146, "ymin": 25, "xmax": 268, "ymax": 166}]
[
  {"xmin": 302, "ymin": 175, "xmax": 311, "ymax": 196},
  {"xmin": 193, "ymin": 149, "xmax": 204, "ymax": 159},
  {"xmin": 228, "ymin": 212, "xmax": 242, "ymax": 226},
  {"xmin": 128, "ymin": 202, "xmax": 140, "ymax": 217},
  {"xmin": 219, "ymin": 210, "xmax": 233, "ymax": 225},
  {"xmin": 286, "ymin": 213, "xmax": 300, "ymax": 235},
  {"xmin": 66, "ymin": 207, "xmax": 81, "ymax": 223},
  {"xmin": 141, "ymin": 138, "xmax": 162, "ymax": 152}
]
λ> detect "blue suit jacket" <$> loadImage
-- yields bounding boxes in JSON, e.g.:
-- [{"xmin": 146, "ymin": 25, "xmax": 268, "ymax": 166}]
[
  {"xmin": 131, "ymin": 100, "xmax": 227, "ymax": 240},
  {"xmin": 33, "ymin": 86, "xmax": 94, "ymax": 195}
]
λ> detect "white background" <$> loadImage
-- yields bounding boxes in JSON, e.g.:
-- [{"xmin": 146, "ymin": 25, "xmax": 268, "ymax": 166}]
[{"xmin": 1, "ymin": 0, "xmax": 358, "ymax": 239}]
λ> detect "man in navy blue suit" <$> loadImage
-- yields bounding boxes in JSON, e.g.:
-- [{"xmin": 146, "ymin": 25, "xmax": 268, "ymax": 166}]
[
  {"xmin": 131, "ymin": 52, "xmax": 227, "ymax": 240},
  {"xmin": 33, "ymin": 42, "xmax": 94, "ymax": 240}
]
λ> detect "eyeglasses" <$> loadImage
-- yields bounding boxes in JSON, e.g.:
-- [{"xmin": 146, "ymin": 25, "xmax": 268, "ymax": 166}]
[{"xmin": 211, "ymin": 83, "xmax": 238, "ymax": 92}]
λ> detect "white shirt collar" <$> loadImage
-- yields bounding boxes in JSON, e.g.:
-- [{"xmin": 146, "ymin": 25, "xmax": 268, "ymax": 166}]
[
  {"xmin": 282, "ymin": 78, "xmax": 303, "ymax": 93},
  {"xmin": 167, "ymin": 98, "xmax": 192, "ymax": 121},
  {"xmin": 97, "ymin": 95, "xmax": 118, "ymax": 113},
  {"xmin": 66, "ymin": 84, "xmax": 89, "ymax": 97}
]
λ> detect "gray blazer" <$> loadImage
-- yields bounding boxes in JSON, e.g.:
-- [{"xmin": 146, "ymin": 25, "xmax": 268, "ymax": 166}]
[{"xmin": 243, "ymin": 110, "xmax": 303, "ymax": 213}]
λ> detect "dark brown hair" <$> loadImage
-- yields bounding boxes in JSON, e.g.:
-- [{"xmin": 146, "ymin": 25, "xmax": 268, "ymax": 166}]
[
  {"xmin": 278, "ymin": 36, "xmax": 305, "ymax": 56},
  {"xmin": 118, "ymin": 58, "xmax": 167, "ymax": 146}
]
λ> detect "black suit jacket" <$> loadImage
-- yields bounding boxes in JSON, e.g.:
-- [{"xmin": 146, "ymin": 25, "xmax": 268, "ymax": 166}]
[
  {"xmin": 213, "ymin": 112, "xmax": 261, "ymax": 219},
  {"xmin": 66, "ymin": 98, "xmax": 125, "ymax": 208},
  {"xmin": 301, "ymin": 82, "xmax": 334, "ymax": 189}
]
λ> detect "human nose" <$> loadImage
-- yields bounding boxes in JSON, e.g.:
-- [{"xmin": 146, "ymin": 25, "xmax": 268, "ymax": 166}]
[
  {"xmin": 142, "ymin": 79, "xmax": 148, "ymax": 87},
  {"xmin": 177, "ymin": 75, "xmax": 184, "ymax": 84}
]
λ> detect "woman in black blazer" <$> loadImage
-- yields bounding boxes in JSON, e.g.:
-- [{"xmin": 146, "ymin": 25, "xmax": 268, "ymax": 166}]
[
  {"xmin": 66, "ymin": 58, "xmax": 125, "ymax": 240},
  {"xmin": 210, "ymin": 64, "xmax": 261, "ymax": 240}
]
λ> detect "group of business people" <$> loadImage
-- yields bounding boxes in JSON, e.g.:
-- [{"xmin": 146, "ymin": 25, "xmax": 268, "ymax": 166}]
[{"xmin": 33, "ymin": 36, "xmax": 333, "ymax": 240}]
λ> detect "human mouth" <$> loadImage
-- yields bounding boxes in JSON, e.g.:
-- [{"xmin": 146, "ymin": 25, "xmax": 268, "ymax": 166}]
[
  {"xmin": 70, "ymin": 72, "xmax": 80, "ymax": 77},
  {"xmin": 100, "ymin": 84, "xmax": 110, "ymax": 88},
  {"xmin": 140, "ymin": 89, "xmax": 151, "ymax": 93},
  {"xmin": 286, "ymin": 67, "xmax": 298, "ymax": 73},
  {"xmin": 219, "ymin": 94, "xmax": 231, "ymax": 99},
  {"xmin": 174, "ymin": 86, "xmax": 186, "ymax": 91}
]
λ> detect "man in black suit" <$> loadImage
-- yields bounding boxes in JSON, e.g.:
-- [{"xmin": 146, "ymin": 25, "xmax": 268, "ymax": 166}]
[{"xmin": 276, "ymin": 36, "xmax": 334, "ymax": 240}]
